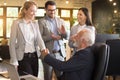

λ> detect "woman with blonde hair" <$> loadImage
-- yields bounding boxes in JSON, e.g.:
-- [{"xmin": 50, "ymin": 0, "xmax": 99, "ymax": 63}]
[{"xmin": 9, "ymin": 1, "xmax": 46, "ymax": 77}]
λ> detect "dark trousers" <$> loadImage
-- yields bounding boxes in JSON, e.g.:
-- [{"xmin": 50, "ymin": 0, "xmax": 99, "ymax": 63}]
[{"xmin": 18, "ymin": 52, "xmax": 38, "ymax": 77}]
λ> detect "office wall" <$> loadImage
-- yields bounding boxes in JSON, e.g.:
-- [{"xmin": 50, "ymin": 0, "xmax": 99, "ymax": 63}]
[{"xmin": 92, "ymin": 0, "xmax": 113, "ymax": 33}]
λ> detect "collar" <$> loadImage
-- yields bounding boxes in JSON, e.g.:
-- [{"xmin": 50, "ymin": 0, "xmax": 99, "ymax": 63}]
[
  {"xmin": 76, "ymin": 48, "xmax": 85, "ymax": 52},
  {"xmin": 76, "ymin": 46, "xmax": 91, "ymax": 52},
  {"xmin": 23, "ymin": 18, "xmax": 32, "ymax": 24},
  {"xmin": 46, "ymin": 15, "xmax": 55, "ymax": 22},
  {"xmin": 78, "ymin": 24, "xmax": 86, "ymax": 28}
]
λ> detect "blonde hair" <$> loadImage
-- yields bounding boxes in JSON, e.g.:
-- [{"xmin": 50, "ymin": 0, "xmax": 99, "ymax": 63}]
[
  {"xmin": 1, "ymin": 39, "xmax": 8, "ymax": 46},
  {"xmin": 18, "ymin": 1, "xmax": 37, "ymax": 19}
]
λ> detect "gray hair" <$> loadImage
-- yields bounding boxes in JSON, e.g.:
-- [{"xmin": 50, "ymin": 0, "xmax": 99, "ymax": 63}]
[{"xmin": 79, "ymin": 28, "xmax": 95, "ymax": 46}]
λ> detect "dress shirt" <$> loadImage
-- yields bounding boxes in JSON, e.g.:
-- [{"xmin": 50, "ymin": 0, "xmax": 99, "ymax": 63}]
[
  {"xmin": 77, "ymin": 24, "xmax": 87, "ymax": 33},
  {"xmin": 47, "ymin": 16, "xmax": 60, "ymax": 51},
  {"xmin": 21, "ymin": 19, "xmax": 35, "ymax": 53}
]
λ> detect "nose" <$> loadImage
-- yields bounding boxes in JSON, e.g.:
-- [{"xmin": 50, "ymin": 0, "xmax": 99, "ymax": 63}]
[{"xmin": 33, "ymin": 12, "xmax": 36, "ymax": 15}]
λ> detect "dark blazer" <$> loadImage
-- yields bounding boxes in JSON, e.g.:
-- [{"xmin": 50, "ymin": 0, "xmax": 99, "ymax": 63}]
[{"xmin": 44, "ymin": 47, "xmax": 94, "ymax": 80}]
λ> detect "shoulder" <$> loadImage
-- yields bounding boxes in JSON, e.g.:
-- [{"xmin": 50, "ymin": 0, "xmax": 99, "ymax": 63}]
[
  {"xmin": 38, "ymin": 17, "xmax": 45, "ymax": 21},
  {"xmin": 77, "ymin": 47, "xmax": 92, "ymax": 53},
  {"xmin": 11, "ymin": 19, "xmax": 24, "ymax": 27},
  {"xmin": 56, "ymin": 17, "xmax": 64, "ymax": 22},
  {"xmin": 71, "ymin": 24, "xmax": 79, "ymax": 29},
  {"xmin": 13, "ymin": 19, "xmax": 22, "ymax": 23},
  {"xmin": 86, "ymin": 25, "xmax": 95, "ymax": 31}
]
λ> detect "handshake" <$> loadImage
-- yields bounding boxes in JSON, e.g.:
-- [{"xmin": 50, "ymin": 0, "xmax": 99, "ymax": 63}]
[{"xmin": 41, "ymin": 49, "xmax": 49, "ymax": 59}]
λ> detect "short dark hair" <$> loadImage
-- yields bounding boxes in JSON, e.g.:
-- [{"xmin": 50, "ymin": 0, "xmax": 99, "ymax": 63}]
[
  {"xmin": 45, "ymin": 1, "xmax": 56, "ymax": 9},
  {"xmin": 79, "ymin": 7, "xmax": 92, "ymax": 26}
]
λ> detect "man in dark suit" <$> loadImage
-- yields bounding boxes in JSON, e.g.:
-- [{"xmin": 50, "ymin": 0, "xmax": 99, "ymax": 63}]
[{"xmin": 41, "ymin": 28, "xmax": 95, "ymax": 80}]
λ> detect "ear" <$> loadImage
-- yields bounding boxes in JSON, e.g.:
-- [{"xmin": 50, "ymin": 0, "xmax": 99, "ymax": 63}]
[
  {"xmin": 45, "ymin": 8, "xmax": 47, "ymax": 11},
  {"xmin": 82, "ymin": 38, "xmax": 87, "ymax": 45},
  {"xmin": 23, "ymin": 9, "xmax": 27, "ymax": 14}
]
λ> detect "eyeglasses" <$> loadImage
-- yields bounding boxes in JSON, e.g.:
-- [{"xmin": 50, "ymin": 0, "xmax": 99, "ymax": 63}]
[{"xmin": 47, "ymin": 9, "xmax": 56, "ymax": 12}]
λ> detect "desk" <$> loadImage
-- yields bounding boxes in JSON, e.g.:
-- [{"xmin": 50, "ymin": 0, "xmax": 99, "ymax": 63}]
[
  {"xmin": 0, "ymin": 74, "xmax": 10, "ymax": 80},
  {"xmin": 0, "ymin": 61, "xmax": 9, "ymax": 80}
]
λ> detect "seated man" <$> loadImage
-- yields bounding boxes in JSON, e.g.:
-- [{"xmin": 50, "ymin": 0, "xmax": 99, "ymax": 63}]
[{"xmin": 41, "ymin": 28, "xmax": 95, "ymax": 80}]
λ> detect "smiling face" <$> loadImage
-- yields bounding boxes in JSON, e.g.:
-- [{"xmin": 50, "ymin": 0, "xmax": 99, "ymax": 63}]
[
  {"xmin": 24, "ymin": 4, "xmax": 37, "ymax": 20},
  {"xmin": 77, "ymin": 10, "xmax": 87, "ymax": 26},
  {"xmin": 73, "ymin": 31, "xmax": 84, "ymax": 48},
  {"xmin": 45, "ymin": 5, "xmax": 56, "ymax": 18}
]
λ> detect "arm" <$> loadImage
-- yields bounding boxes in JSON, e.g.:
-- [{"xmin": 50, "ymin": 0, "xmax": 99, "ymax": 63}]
[
  {"xmin": 38, "ymin": 19, "xmax": 53, "ymax": 42},
  {"xmin": 9, "ymin": 20, "xmax": 18, "ymax": 66},
  {"xmin": 36, "ymin": 21, "xmax": 46, "ymax": 51},
  {"xmin": 42, "ymin": 49, "xmax": 92, "ymax": 72},
  {"xmin": 57, "ymin": 19, "xmax": 67, "ymax": 40}
]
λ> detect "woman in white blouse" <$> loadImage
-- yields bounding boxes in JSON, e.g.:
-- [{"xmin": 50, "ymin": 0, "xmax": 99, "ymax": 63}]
[
  {"xmin": 69, "ymin": 7, "xmax": 95, "ymax": 54},
  {"xmin": 9, "ymin": 1, "xmax": 46, "ymax": 77}
]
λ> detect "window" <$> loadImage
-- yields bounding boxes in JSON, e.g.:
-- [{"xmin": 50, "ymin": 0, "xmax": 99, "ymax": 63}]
[
  {"xmin": 7, "ymin": 7, "xmax": 18, "ymax": 17},
  {"xmin": 6, "ymin": 18, "xmax": 17, "ymax": 37},
  {"xmin": 61, "ymin": 10, "xmax": 70, "ymax": 18},
  {"xmin": 36, "ymin": 8, "xmax": 45, "ymax": 17},
  {"xmin": 6, "ymin": 7, "xmax": 18, "ymax": 37},
  {"xmin": 0, "ymin": 7, "xmax": 78, "ymax": 39},
  {"xmin": 0, "ymin": 8, "xmax": 3, "ymax": 16},
  {"xmin": 73, "ymin": 9, "xmax": 78, "ymax": 18},
  {"xmin": 0, "ymin": 19, "xmax": 3, "ymax": 36},
  {"xmin": 72, "ymin": 9, "xmax": 78, "ymax": 26},
  {"xmin": 0, "ymin": 7, "xmax": 3, "ymax": 38}
]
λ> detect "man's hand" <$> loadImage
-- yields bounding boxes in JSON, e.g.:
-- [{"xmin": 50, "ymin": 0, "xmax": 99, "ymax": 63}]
[
  {"xmin": 51, "ymin": 33, "xmax": 61, "ymax": 40},
  {"xmin": 70, "ymin": 34, "xmax": 77, "ymax": 42},
  {"xmin": 41, "ymin": 49, "xmax": 49, "ymax": 59},
  {"xmin": 58, "ymin": 25, "xmax": 66, "ymax": 34}
]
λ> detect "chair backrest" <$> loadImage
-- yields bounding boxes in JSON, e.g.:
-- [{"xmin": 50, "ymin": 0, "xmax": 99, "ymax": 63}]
[
  {"xmin": 106, "ymin": 39, "xmax": 120, "ymax": 75},
  {"xmin": 2, "ymin": 61, "xmax": 20, "ymax": 80},
  {"xmin": 95, "ymin": 34, "xmax": 119, "ymax": 43},
  {"xmin": 92, "ymin": 43, "xmax": 110, "ymax": 80},
  {"xmin": 0, "ymin": 45, "xmax": 10, "ymax": 60}
]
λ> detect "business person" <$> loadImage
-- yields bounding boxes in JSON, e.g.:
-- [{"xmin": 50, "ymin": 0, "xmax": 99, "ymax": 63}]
[
  {"xmin": 9, "ymin": 1, "xmax": 46, "ymax": 77},
  {"xmin": 69, "ymin": 7, "xmax": 95, "ymax": 54},
  {"xmin": 38, "ymin": 1, "xmax": 67, "ymax": 80},
  {"xmin": 41, "ymin": 28, "xmax": 95, "ymax": 80}
]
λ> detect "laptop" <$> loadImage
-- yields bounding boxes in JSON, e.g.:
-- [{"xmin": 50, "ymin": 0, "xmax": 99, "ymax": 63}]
[{"xmin": 2, "ymin": 61, "xmax": 40, "ymax": 80}]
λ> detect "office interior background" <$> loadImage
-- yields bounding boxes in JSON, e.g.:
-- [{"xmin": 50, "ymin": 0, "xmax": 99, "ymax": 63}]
[
  {"xmin": 0, "ymin": 0, "xmax": 120, "ymax": 40},
  {"xmin": 0, "ymin": 0, "xmax": 120, "ymax": 80}
]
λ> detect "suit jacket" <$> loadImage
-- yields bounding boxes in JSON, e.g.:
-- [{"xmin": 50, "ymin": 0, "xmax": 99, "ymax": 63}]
[
  {"xmin": 9, "ymin": 19, "xmax": 46, "ymax": 65},
  {"xmin": 38, "ymin": 16, "xmax": 67, "ymax": 58},
  {"xmin": 44, "ymin": 47, "xmax": 94, "ymax": 80}
]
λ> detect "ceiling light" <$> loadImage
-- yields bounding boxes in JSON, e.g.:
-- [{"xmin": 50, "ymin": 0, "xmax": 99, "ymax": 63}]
[
  {"xmin": 114, "ymin": 10, "xmax": 117, "ymax": 13},
  {"xmin": 113, "ymin": 2, "xmax": 117, "ymax": 6},
  {"xmin": 3, "ymin": 2, "xmax": 7, "ymax": 6},
  {"xmin": 66, "ymin": 0, "xmax": 69, "ymax": 4},
  {"xmin": 109, "ymin": 0, "xmax": 113, "ymax": 2}
]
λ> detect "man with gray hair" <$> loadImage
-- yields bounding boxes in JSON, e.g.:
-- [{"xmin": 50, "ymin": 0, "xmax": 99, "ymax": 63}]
[{"xmin": 41, "ymin": 28, "xmax": 95, "ymax": 80}]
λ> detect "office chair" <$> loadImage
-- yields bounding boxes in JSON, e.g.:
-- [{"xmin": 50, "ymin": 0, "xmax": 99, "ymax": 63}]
[
  {"xmin": 106, "ymin": 39, "xmax": 120, "ymax": 80},
  {"xmin": 92, "ymin": 43, "xmax": 110, "ymax": 80},
  {"xmin": 0, "ymin": 45, "xmax": 10, "ymax": 60},
  {"xmin": 95, "ymin": 34, "xmax": 119, "ymax": 43}
]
